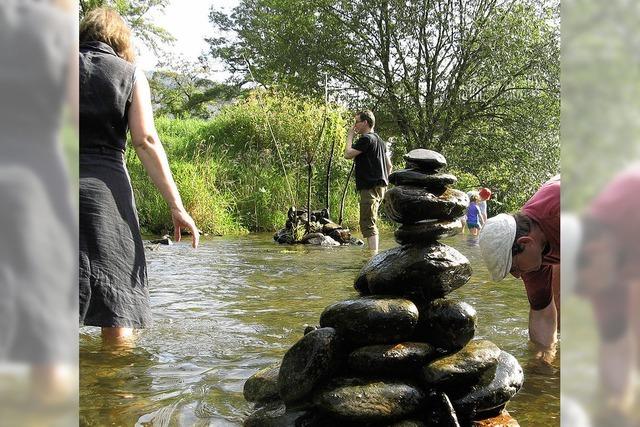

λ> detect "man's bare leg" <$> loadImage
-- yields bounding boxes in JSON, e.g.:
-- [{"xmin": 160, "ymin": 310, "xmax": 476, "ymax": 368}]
[
  {"xmin": 367, "ymin": 235, "xmax": 379, "ymax": 253},
  {"xmin": 101, "ymin": 327, "xmax": 134, "ymax": 344}
]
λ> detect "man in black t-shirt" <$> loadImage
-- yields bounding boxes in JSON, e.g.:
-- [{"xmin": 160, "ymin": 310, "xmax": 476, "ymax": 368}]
[{"xmin": 344, "ymin": 110, "xmax": 392, "ymax": 252}]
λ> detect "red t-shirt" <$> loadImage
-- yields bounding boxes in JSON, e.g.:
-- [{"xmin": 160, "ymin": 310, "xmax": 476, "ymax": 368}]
[
  {"xmin": 521, "ymin": 176, "xmax": 561, "ymax": 310},
  {"xmin": 587, "ymin": 165, "xmax": 640, "ymax": 282}
]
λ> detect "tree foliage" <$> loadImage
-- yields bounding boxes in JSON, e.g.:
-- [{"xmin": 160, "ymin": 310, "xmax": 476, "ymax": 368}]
[
  {"xmin": 79, "ymin": 0, "xmax": 174, "ymax": 53},
  {"xmin": 148, "ymin": 54, "xmax": 242, "ymax": 118},
  {"xmin": 209, "ymin": 0, "xmax": 560, "ymax": 212}
]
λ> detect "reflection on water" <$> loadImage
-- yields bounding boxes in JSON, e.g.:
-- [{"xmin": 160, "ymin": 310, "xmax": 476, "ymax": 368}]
[{"xmin": 80, "ymin": 233, "xmax": 560, "ymax": 426}]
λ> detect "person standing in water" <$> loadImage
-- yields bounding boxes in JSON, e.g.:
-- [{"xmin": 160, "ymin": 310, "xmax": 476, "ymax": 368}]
[
  {"xmin": 79, "ymin": 8, "xmax": 199, "ymax": 343},
  {"xmin": 343, "ymin": 110, "xmax": 392, "ymax": 252}
]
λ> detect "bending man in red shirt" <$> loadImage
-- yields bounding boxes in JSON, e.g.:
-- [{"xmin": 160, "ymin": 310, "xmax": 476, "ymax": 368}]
[{"xmin": 479, "ymin": 176, "xmax": 560, "ymax": 362}]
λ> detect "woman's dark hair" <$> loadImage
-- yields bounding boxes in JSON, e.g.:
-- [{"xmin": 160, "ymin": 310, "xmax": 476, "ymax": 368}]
[{"xmin": 512, "ymin": 212, "xmax": 532, "ymax": 255}]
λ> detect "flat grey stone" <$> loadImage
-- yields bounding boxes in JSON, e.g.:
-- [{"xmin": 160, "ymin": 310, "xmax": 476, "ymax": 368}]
[
  {"xmin": 414, "ymin": 299, "xmax": 476, "ymax": 352},
  {"xmin": 243, "ymin": 364, "xmax": 280, "ymax": 403},
  {"xmin": 348, "ymin": 342, "xmax": 440, "ymax": 376},
  {"xmin": 453, "ymin": 351, "xmax": 524, "ymax": 421},
  {"xmin": 404, "ymin": 149, "xmax": 447, "ymax": 171},
  {"xmin": 384, "ymin": 187, "xmax": 468, "ymax": 223},
  {"xmin": 422, "ymin": 340, "xmax": 501, "ymax": 398},
  {"xmin": 319, "ymin": 296, "xmax": 419, "ymax": 347},
  {"xmin": 394, "ymin": 220, "xmax": 463, "ymax": 244},
  {"xmin": 277, "ymin": 327, "xmax": 342, "ymax": 403},
  {"xmin": 389, "ymin": 169, "xmax": 457, "ymax": 193},
  {"xmin": 354, "ymin": 243, "xmax": 472, "ymax": 301},
  {"xmin": 313, "ymin": 378, "xmax": 426, "ymax": 422}
]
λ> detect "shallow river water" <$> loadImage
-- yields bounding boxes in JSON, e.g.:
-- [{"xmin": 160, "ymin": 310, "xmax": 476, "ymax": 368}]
[{"xmin": 80, "ymin": 232, "xmax": 560, "ymax": 426}]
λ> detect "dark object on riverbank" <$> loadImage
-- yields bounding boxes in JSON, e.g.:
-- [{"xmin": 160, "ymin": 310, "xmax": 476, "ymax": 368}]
[
  {"xmin": 245, "ymin": 150, "xmax": 523, "ymax": 426},
  {"xmin": 273, "ymin": 207, "xmax": 363, "ymax": 246},
  {"xmin": 150, "ymin": 234, "xmax": 172, "ymax": 245}
]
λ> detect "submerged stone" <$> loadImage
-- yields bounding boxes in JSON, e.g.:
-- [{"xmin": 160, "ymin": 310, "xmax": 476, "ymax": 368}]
[
  {"xmin": 277, "ymin": 327, "xmax": 342, "ymax": 403},
  {"xmin": 329, "ymin": 228, "xmax": 351, "ymax": 244},
  {"xmin": 243, "ymin": 364, "xmax": 280, "ymax": 403},
  {"xmin": 389, "ymin": 169, "xmax": 457, "ymax": 193},
  {"xmin": 453, "ymin": 351, "xmax": 524, "ymax": 421},
  {"xmin": 307, "ymin": 235, "xmax": 340, "ymax": 246},
  {"xmin": 423, "ymin": 390, "xmax": 461, "ymax": 427},
  {"xmin": 244, "ymin": 401, "xmax": 322, "ymax": 427},
  {"xmin": 313, "ymin": 377, "xmax": 426, "ymax": 422},
  {"xmin": 319, "ymin": 296, "xmax": 419, "ymax": 347},
  {"xmin": 422, "ymin": 340, "xmax": 501, "ymax": 398},
  {"xmin": 414, "ymin": 299, "xmax": 476, "ymax": 352},
  {"xmin": 354, "ymin": 243, "xmax": 472, "ymax": 300},
  {"xmin": 404, "ymin": 149, "xmax": 447, "ymax": 171},
  {"xmin": 348, "ymin": 342, "xmax": 440, "ymax": 376},
  {"xmin": 394, "ymin": 220, "xmax": 463, "ymax": 245},
  {"xmin": 472, "ymin": 410, "xmax": 520, "ymax": 426},
  {"xmin": 384, "ymin": 187, "xmax": 469, "ymax": 223}
]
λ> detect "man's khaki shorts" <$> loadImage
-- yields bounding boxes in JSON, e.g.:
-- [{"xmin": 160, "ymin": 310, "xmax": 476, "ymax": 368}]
[{"xmin": 359, "ymin": 186, "xmax": 386, "ymax": 238}]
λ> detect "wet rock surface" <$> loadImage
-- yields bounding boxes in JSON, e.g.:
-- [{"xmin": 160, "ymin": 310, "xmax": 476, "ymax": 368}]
[
  {"xmin": 243, "ymin": 401, "xmax": 317, "ymax": 427},
  {"xmin": 319, "ymin": 297, "xmax": 419, "ymax": 346},
  {"xmin": 389, "ymin": 169, "xmax": 457, "ymax": 192},
  {"xmin": 394, "ymin": 220, "xmax": 463, "ymax": 245},
  {"xmin": 244, "ymin": 364, "xmax": 280, "ymax": 403},
  {"xmin": 246, "ymin": 149, "xmax": 523, "ymax": 426},
  {"xmin": 278, "ymin": 327, "xmax": 342, "ymax": 403},
  {"xmin": 414, "ymin": 299, "xmax": 477, "ymax": 352},
  {"xmin": 423, "ymin": 391, "xmax": 461, "ymax": 427},
  {"xmin": 354, "ymin": 243, "xmax": 472, "ymax": 300},
  {"xmin": 313, "ymin": 378, "xmax": 426, "ymax": 422},
  {"xmin": 453, "ymin": 351, "xmax": 524, "ymax": 420},
  {"xmin": 384, "ymin": 186, "xmax": 468, "ymax": 223},
  {"xmin": 348, "ymin": 342, "xmax": 440, "ymax": 376},
  {"xmin": 472, "ymin": 410, "xmax": 520, "ymax": 426},
  {"xmin": 403, "ymin": 149, "xmax": 447, "ymax": 171},
  {"xmin": 422, "ymin": 340, "xmax": 501, "ymax": 397}
]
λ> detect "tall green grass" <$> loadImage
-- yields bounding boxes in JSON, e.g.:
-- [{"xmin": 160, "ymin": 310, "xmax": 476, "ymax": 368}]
[{"xmin": 127, "ymin": 90, "xmax": 364, "ymax": 235}]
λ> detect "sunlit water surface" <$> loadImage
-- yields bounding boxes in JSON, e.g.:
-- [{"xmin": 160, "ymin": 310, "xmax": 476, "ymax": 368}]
[{"xmin": 80, "ymin": 232, "xmax": 560, "ymax": 426}]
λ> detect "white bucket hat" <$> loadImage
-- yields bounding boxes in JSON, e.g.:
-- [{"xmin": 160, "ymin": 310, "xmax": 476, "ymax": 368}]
[{"xmin": 479, "ymin": 213, "xmax": 517, "ymax": 281}]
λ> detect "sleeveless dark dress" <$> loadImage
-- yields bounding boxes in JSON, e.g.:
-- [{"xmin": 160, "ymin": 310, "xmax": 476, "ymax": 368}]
[
  {"xmin": 79, "ymin": 41, "xmax": 152, "ymax": 328},
  {"xmin": 0, "ymin": 1, "xmax": 76, "ymax": 364}
]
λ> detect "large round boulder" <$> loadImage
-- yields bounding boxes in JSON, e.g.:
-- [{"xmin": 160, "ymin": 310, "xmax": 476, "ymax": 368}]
[
  {"xmin": 313, "ymin": 378, "xmax": 426, "ymax": 422},
  {"xmin": 277, "ymin": 327, "xmax": 342, "ymax": 403},
  {"xmin": 394, "ymin": 220, "xmax": 463, "ymax": 245},
  {"xmin": 354, "ymin": 243, "xmax": 472, "ymax": 300},
  {"xmin": 403, "ymin": 149, "xmax": 447, "ymax": 172},
  {"xmin": 388, "ymin": 169, "xmax": 457, "ymax": 193},
  {"xmin": 348, "ymin": 342, "xmax": 440, "ymax": 376},
  {"xmin": 319, "ymin": 297, "xmax": 419, "ymax": 347},
  {"xmin": 384, "ymin": 187, "xmax": 468, "ymax": 223},
  {"xmin": 422, "ymin": 340, "xmax": 501, "ymax": 398},
  {"xmin": 243, "ymin": 364, "xmax": 280, "ymax": 403},
  {"xmin": 452, "ymin": 351, "xmax": 524, "ymax": 421},
  {"xmin": 414, "ymin": 299, "xmax": 476, "ymax": 352}
]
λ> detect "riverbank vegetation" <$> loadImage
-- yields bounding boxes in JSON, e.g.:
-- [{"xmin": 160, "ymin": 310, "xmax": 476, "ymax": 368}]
[{"xmin": 83, "ymin": 0, "xmax": 560, "ymax": 235}]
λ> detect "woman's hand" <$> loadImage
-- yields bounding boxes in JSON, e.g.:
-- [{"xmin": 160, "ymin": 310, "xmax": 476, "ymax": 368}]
[{"xmin": 171, "ymin": 207, "xmax": 199, "ymax": 248}]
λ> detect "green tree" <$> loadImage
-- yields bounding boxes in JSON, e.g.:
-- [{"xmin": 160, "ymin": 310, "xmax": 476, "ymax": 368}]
[
  {"xmin": 209, "ymin": 0, "xmax": 559, "ymax": 151},
  {"xmin": 148, "ymin": 54, "xmax": 242, "ymax": 118},
  {"xmin": 209, "ymin": 0, "xmax": 560, "ymax": 212},
  {"xmin": 79, "ymin": 0, "xmax": 174, "ymax": 53}
]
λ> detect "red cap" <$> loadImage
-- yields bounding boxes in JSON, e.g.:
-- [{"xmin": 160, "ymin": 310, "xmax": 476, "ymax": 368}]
[{"xmin": 479, "ymin": 188, "xmax": 492, "ymax": 200}]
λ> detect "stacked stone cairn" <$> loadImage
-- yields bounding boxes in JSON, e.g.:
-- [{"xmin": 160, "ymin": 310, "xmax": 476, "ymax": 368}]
[
  {"xmin": 273, "ymin": 207, "xmax": 363, "ymax": 246},
  {"xmin": 244, "ymin": 149, "xmax": 524, "ymax": 426}
]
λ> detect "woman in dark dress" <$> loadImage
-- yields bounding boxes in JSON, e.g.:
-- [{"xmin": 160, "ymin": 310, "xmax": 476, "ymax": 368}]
[{"xmin": 79, "ymin": 8, "xmax": 199, "ymax": 341}]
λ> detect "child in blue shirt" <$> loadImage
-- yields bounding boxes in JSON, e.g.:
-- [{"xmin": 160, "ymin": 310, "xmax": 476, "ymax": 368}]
[{"xmin": 466, "ymin": 193, "xmax": 481, "ymax": 236}]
